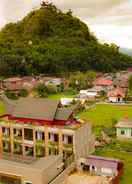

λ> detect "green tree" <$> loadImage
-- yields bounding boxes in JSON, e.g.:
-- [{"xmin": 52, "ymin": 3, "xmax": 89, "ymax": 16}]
[
  {"xmin": 0, "ymin": 2, "xmax": 132, "ymax": 76},
  {"xmin": 128, "ymin": 75, "xmax": 132, "ymax": 91},
  {"xmin": 86, "ymin": 71, "xmax": 96, "ymax": 88},
  {"xmin": 69, "ymin": 72, "xmax": 88, "ymax": 91},
  {"xmin": 35, "ymin": 83, "xmax": 47, "ymax": 98}
]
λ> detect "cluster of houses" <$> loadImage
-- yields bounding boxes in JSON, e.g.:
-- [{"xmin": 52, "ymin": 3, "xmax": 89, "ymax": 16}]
[
  {"xmin": 0, "ymin": 76, "xmax": 64, "ymax": 94},
  {"xmin": 0, "ymin": 71, "xmax": 131, "ymax": 184},
  {"xmin": 79, "ymin": 70, "xmax": 132, "ymax": 103}
]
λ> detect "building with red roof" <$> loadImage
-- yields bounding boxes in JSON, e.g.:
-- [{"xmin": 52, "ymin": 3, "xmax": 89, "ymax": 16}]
[
  {"xmin": 94, "ymin": 77, "xmax": 113, "ymax": 91},
  {"xmin": 0, "ymin": 95, "xmax": 94, "ymax": 162},
  {"xmin": 107, "ymin": 88, "xmax": 126, "ymax": 103}
]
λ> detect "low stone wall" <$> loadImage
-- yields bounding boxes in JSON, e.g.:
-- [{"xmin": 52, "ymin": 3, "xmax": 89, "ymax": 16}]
[{"xmin": 49, "ymin": 162, "xmax": 75, "ymax": 184}]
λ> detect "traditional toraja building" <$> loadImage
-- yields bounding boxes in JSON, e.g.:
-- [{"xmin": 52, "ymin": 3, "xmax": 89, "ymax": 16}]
[{"xmin": 0, "ymin": 95, "xmax": 94, "ymax": 161}]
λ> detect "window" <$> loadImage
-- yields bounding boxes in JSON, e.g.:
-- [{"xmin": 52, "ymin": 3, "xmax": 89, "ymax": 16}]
[
  {"xmin": 68, "ymin": 136, "xmax": 73, "ymax": 144},
  {"xmin": 36, "ymin": 131, "xmax": 44, "ymax": 140},
  {"xmin": 121, "ymin": 130, "xmax": 125, "ymax": 135},
  {"xmin": 24, "ymin": 128, "xmax": 33, "ymax": 140},
  {"xmin": 54, "ymin": 134, "xmax": 59, "ymax": 142}
]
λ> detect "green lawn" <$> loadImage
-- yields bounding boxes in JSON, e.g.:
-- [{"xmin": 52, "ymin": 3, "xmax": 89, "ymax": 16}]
[
  {"xmin": 0, "ymin": 102, "xmax": 5, "ymax": 115},
  {"xmin": 48, "ymin": 92, "xmax": 76, "ymax": 99},
  {"xmin": 79, "ymin": 104, "xmax": 132, "ymax": 135},
  {"xmin": 78, "ymin": 104, "xmax": 132, "ymax": 184}
]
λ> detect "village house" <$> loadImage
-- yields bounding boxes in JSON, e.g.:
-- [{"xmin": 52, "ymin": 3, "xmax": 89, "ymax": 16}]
[
  {"xmin": 78, "ymin": 155, "xmax": 123, "ymax": 184},
  {"xmin": 113, "ymin": 72, "xmax": 131, "ymax": 90},
  {"xmin": 2, "ymin": 77, "xmax": 23, "ymax": 92},
  {"xmin": 22, "ymin": 76, "xmax": 38, "ymax": 92},
  {"xmin": 94, "ymin": 77, "xmax": 113, "ymax": 91},
  {"xmin": 0, "ymin": 95, "xmax": 94, "ymax": 184},
  {"xmin": 107, "ymin": 88, "xmax": 126, "ymax": 103},
  {"xmin": 79, "ymin": 89, "xmax": 97, "ymax": 100},
  {"xmin": 39, "ymin": 76, "xmax": 64, "ymax": 87},
  {"xmin": 79, "ymin": 86, "xmax": 103, "ymax": 100},
  {"xmin": 115, "ymin": 118, "xmax": 132, "ymax": 139}
]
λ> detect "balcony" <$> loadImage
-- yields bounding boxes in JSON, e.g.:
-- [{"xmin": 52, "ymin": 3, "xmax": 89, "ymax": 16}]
[
  {"xmin": 48, "ymin": 141, "xmax": 58, "ymax": 149},
  {"xmin": 63, "ymin": 143, "xmax": 73, "ymax": 152},
  {"xmin": 2, "ymin": 133, "xmax": 10, "ymax": 141},
  {"xmin": 3, "ymin": 141, "xmax": 10, "ymax": 153},
  {"xmin": 14, "ymin": 143, "xmax": 22, "ymax": 155},
  {"xmin": 36, "ymin": 139, "xmax": 44, "ymax": 146},
  {"xmin": 36, "ymin": 145, "xmax": 45, "ymax": 157},
  {"xmin": 24, "ymin": 139, "xmax": 34, "ymax": 145},
  {"xmin": 14, "ymin": 129, "xmax": 22, "ymax": 142}
]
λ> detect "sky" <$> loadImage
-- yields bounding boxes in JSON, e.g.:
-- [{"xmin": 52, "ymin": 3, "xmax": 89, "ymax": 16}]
[{"xmin": 0, "ymin": 0, "xmax": 132, "ymax": 48}]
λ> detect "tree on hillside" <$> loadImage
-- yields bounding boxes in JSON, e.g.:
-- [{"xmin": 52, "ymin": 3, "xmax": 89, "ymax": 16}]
[
  {"xmin": 128, "ymin": 75, "xmax": 132, "ymax": 92},
  {"xmin": 0, "ymin": 2, "xmax": 132, "ymax": 76},
  {"xmin": 69, "ymin": 72, "xmax": 88, "ymax": 91},
  {"xmin": 35, "ymin": 83, "xmax": 47, "ymax": 98}
]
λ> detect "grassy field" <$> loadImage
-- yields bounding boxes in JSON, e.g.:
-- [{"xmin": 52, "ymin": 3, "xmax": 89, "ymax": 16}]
[
  {"xmin": 0, "ymin": 102, "xmax": 5, "ymax": 115},
  {"xmin": 48, "ymin": 92, "xmax": 76, "ymax": 99},
  {"xmin": 79, "ymin": 104, "xmax": 132, "ymax": 135},
  {"xmin": 79, "ymin": 104, "xmax": 132, "ymax": 184}
]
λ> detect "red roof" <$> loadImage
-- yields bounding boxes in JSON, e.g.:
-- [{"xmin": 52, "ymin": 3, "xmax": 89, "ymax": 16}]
[
  {"xmin": 107, "ymin": 88, "xmax": 125, "ymax": 98},
  {"xmin": 95, "ymin": 78, "xmax": 113, "ymax": 86},
  {"xmin": 127, "ymin": 67, "xmax": 132, "ymax": 72},
  {"xmin": 3, "ymin": 77, "xmax": 22, "ymax": 82}
]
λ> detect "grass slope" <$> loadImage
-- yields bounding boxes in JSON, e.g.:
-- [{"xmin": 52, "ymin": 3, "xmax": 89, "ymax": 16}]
[{"xmin": 79, "ymin": 104, "xmax": 132, "ymax": 134}]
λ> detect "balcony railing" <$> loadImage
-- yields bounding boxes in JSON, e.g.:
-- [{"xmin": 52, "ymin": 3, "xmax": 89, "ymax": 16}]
[
  {"xmin": 36, "ymin": 139, "xmax": 44, "ymax": 146},
  {"xmin": 14, "ymin": 136, "xmax": 22, "ymax": 142},
  {"xmin": 48, "ymin": 141, "xmax": 58, "ymax": 148},
  {"xmin": 2, "ymin": 134, "xmax": 10, "ymax": 140},
  {"xmin": 63, "ymin": 143, "xmax": 73, "ymax": 151}
]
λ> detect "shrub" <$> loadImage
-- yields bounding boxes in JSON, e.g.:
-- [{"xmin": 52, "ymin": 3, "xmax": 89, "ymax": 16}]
[
  {"xmin": 4, "ymin": 90, "xmax": 18, "ymax": 100},
  {"xmin": 46, "ymin": 84, "xmax": 57, "ymax": 94},
  {"xmin": 19, "ymin": 89, "xmax": 28, "ymax": 97},
  {"xmin": 35, "ymin": 83, "xmax": 47, "ymax": 98}
]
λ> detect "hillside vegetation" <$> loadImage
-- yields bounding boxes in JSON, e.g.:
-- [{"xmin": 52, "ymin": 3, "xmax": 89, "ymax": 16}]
[{"xmin": 0, "ymin": 2, "xmax": 132, "ymax": 76}]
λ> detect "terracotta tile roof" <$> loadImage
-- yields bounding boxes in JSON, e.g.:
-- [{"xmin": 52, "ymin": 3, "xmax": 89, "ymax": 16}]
[
  {"xmin": 115, "ymin": 118, "xmax": 132, "ymax": 128},
  {"xmin": 107, "ymin": 88, "xmax": 125, "ymax": 98},
  {"xmin": 95, "ymin": 78, "xmax": 113, "ymax": 86}
]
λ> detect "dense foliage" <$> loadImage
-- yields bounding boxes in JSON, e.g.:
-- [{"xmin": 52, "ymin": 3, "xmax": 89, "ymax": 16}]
[
  {"xmin": 0, "ymin": 2, "xmax": 132, "ymax": 76},
  {"xmin": 69, "ymin": 71, "xmax": 96, "ymax": 91}
]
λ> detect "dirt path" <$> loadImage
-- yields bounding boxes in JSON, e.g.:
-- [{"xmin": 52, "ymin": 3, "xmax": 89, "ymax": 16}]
[{"xmin": 63, "ymin": 173, "xmax": 109, "ymax": 184}]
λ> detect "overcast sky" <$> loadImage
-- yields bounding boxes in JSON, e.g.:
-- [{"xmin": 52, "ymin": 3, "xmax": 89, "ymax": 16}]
[{"xmin": 0, "ymin": 0, "xmax": 132, "ymax": 48}]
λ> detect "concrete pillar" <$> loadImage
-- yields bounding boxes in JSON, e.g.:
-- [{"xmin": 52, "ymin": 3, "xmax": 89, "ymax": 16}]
[
  {"xmin": 0, "ymin": 127, "xmax": 3, "ymax": 157},
  {"xmin": 22, "ymin": 127, "xmax": 25, "ymax": 157},
  {"xmin": 10, "ymin": 126, "xmax": 14, "ymax": 156},
  {"xmin": 59, "ymin": 130, "xmax": 63, "ymax": 154},
  {"xmin": 45, "ymin": 126, "xmax": 49, "ymax": 156},
  {"xmin": 33, "ymin": 129, "xmax": 36, "ymax": 158}
]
